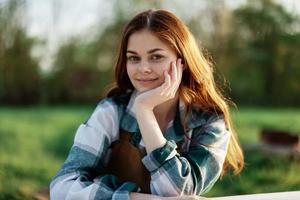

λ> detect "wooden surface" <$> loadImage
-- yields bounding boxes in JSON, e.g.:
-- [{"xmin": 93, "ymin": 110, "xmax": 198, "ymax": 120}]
[{"xmin": 211, "ymin": 191, "xmax": 300, "ymax": 200}]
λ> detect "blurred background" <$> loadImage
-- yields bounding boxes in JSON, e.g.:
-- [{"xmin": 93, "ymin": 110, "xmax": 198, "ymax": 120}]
[{"xmin": 0, "ymin": 0, "xmax": 299, "ymax": 199}]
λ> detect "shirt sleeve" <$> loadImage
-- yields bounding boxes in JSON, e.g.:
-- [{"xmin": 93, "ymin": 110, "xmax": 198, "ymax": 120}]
[
  {"xmin": 49, "ymin": 99, "xmax": 139, "ymax": 200},
  {"xmin": 141, "ymin": 114, "xmax": 230, "ymax": 196}
]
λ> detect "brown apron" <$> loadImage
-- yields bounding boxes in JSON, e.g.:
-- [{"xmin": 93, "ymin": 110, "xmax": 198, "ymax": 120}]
[
  {"xmin": 106, "ymin": 129, "xmax": 151, "ymax": 193},
  {"xmin": 106, "ymin": 129, "xmax": 184, "ymax": 193}
]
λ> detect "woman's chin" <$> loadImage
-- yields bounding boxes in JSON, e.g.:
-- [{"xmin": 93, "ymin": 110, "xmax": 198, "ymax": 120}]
[{"xmin": 136, "ymin": 87, "xmax": 155, "ymax": 93}]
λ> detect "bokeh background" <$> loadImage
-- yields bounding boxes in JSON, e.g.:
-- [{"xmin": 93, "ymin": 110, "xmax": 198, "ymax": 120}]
[{"xmin": 0, "ymin": 0, "xmax": 300, "ymax": 199}]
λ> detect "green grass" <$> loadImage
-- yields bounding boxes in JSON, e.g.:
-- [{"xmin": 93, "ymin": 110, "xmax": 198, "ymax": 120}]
[
  {"xmin": 232, "ymin": 107, "xmax": 300, "ymax": 144},
  {"xmin": 208, "ymin": 107, "xmax": 300, "ymax": 197},
  {"xmin": 207, "ymin": 152, "xmax": 300, "ymax": 197},
  {"xmin": 0, "ymin": 106, "xmax": 300, "ymax": 199},
  {"xmin": 0, "ymin": 106, "xmax": 94, "ymax": 200}
]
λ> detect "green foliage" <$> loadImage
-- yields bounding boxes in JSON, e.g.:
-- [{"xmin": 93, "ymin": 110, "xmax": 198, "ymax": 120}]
[
  {"xmin": 0, "ymin": 0, "xmax": 299, "ymax": 106},
  {"xmin": 0, "ymin": 0, "xmax": 41, "ymax": 105},
  {"xmin": 45, "ymin": 39, "xmax": 113, "ymax": 104},
  {"xmin": 44, "ymin": 0, "xmax": 162, "ymax": 104},
  {"xmin": 222, "ymin": 0, "xmax": 300, "ymax": 106}
]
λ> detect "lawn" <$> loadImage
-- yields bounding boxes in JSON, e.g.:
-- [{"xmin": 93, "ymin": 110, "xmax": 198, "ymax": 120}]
[{"xmin": 0, "ymin": 106, "xmax": 299, "ymax": 199}]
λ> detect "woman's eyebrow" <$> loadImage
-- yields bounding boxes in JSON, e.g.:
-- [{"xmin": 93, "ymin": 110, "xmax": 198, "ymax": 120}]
[
  {"xmin": 126, "ymin": 50, "xmax": 137, "ymax": 54},
  {"xmin": 147, "ymin": 48, "xmax": 164, "ymax": 54},
  {"xmin": 126, "ymin": 48, "xmax": 165, "ymax": 54}
]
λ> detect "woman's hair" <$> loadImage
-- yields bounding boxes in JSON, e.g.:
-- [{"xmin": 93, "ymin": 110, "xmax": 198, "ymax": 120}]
[{"xmin": 107, "ymin": 9, "xmax": 244, "ymax": 175}]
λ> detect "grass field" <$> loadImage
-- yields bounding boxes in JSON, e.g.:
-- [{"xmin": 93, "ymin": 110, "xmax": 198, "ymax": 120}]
[{"xmin": 0, "ymin": 106, "xmax": 300, "ymax": 199}]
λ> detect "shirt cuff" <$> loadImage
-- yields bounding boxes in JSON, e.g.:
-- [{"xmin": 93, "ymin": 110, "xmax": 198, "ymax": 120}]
[
  {"xmin": 142, "ymin": 140, "xmax": 178, "ymax": 172},
  {"xmin": 112, "ymin": 191, "xmax": 130, "ymax": 200},
  {"xmin": 112, "ymin": 182, "xmax": 139, "ymax": 200}
]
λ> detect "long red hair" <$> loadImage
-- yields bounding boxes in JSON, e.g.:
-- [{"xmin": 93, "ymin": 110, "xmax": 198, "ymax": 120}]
[{"xmin": 107, "ymin": 9, "xmax": 244, "ymax": 175}]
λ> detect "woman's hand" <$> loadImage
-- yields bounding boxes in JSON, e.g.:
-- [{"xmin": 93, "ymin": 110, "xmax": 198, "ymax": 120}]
[{"xmin": 133, "ymin": 58, "xmax": 183, "ymax": 112}]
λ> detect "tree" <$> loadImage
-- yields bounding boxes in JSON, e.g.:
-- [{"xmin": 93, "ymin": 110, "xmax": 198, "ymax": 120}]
[
  {"xmin": 46, "ymin": 38, "xmax": 112, "ymax": 103},
  {"xmin": 224, "ymin": 0, "xmax": 300, "ymax": 105},
  {"xmin": 46, "ymin": 0, "xmax": 163, "ymax": 104},
  {"xmin": 0, "ymin": 0, "xmax": 41, "ymax": 104}
]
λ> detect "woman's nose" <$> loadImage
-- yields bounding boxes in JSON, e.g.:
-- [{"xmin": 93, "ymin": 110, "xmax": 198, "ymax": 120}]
[{"xmin": 138, "ymin": 61, "xmax": 152, "ymax": 73}]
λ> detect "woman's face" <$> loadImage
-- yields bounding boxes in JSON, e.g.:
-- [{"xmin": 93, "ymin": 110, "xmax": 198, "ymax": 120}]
[{"xmin": 126, "ymin": 29, "xmax": 177, "ymax": 92}]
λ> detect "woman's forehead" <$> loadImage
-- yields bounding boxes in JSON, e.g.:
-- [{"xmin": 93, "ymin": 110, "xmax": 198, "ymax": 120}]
[{"xmin": 127, "ymin": 30, "xmax": 173, "ymax": 53}]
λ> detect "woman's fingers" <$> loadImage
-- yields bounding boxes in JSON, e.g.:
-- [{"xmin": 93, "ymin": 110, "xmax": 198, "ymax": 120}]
[
  {"xmin": 176, "ymin": 58, "xmax": 183, "ymax": 86},
  {"xmin": 161, "ymin": 59, "xmax": 183, "ymax": 97},
  {"xmin": 167, "ymin": 61, "xmax": 177, "ymax": 97},
  {"xmin": 169, "ymin": 59, "xmax": 183, "ymax": 94},
  {"xmin": 160, "ymin": 70, "xmax": 171, "ymax": 95},
  {"xmin": 171, "ymin": 60, "xmax": 177, "ymax": 85}
]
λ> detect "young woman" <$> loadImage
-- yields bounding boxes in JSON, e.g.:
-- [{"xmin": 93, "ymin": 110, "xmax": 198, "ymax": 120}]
[{"xmin": 50, "ymin": 9, "xmax": 244, "ymax": 200}]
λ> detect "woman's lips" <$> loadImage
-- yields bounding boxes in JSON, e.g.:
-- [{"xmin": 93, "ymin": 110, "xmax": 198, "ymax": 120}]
[
  {"xmin": 136, "ymin": 78, "xmax": 158, "ymax": 86},
  {"xmin": 137, "ymin": 78, "xmax": 158, "ymax": 81}
]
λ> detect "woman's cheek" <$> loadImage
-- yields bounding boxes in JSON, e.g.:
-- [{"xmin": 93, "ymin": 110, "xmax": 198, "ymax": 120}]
[
  {"xmin": 154, "ymin": 60, "xmax": 171, "ymax": 72},
  {"xmin": 126, "ymin": 64, "xmax": 136, "ymax": 80}
]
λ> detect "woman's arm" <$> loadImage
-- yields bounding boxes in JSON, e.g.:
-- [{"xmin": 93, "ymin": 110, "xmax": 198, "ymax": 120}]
[
  {"xmin": 138, "ymin": 113, "xmax": 230, "ymax": 196},
  {"xmin": 135, "ymin": 109, "xmax": 167, "ymax": 153},
  {"xmin": 50, "ymin": 99, "xmax": 139, "ymax": 200},
  {"xmin": 136, "ymin": 111, "xmax": 230, "ymax": 196}
]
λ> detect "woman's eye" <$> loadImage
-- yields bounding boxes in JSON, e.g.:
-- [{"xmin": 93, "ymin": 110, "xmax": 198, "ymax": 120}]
[
  {"xmin": 151, "ymin": 54, "xmax": 164, "ymax": 61},
  {"xmin": 127, "ymin": 56, "xmax": 140, "ymax": 62}
]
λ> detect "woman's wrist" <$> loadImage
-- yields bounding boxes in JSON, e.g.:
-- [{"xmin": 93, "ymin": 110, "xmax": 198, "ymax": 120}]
[
  {"xmin": 134, "ymin": 104, "xmax": 167, "ymax": 153},
  {"xmin": 133, "ymin": 101, "xmax": 154, "ymax": 115}
]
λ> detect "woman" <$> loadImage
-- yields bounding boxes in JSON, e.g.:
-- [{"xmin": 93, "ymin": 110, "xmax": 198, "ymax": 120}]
[{"xmin": 50, "ymin": 9, "xmax": 244, "ymax": 200}]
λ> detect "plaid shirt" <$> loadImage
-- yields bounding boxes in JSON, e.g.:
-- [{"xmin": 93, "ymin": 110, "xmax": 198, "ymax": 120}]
[{"xmin": 50, "ymin": 91, "xmax": 230, "ymax": 200}]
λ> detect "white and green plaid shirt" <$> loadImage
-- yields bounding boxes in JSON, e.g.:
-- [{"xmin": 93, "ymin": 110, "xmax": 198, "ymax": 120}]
[{"xmin": 50, "ymin": 91, "xmax": 230, "ymax": 200}]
